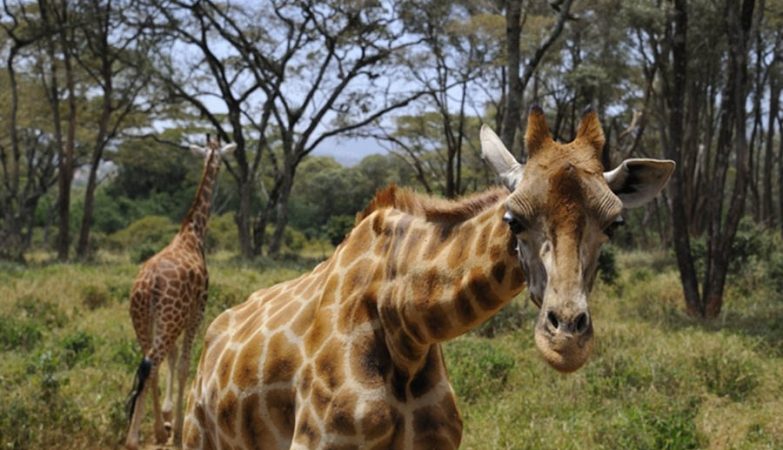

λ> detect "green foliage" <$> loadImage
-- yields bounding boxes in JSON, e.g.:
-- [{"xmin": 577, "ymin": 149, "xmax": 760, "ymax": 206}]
[
  {"xmin": 107, "ymin": 215, "xmax": 177, "ymax": 256},
  {"xmin": 599, "ymin": 401, "xmax": 700, "ymax": 450},
  {"xmin": 14, "ymin": 295, "xmax": 66, "ymax": 328},
  {"xmin": 206, "ymin": 213, "xmax": 239, "ymax": 253},
  {"xmin": 81, "ymin": 285, "xmax": 111, "ymax": 310},
  {"xmin": 0, "ymin": 316, "xmax": 43, "ymax": 351},
  {"xmin": 0, "ymin": 297, "xmax": 67, "ymax": 351},
  {"xmin": 696, "ymin": 352, "xmax": 759, "ymax": 401},
  {"xmin": 60, "ymin": 331, "xmax": 96, "ymax": 368},
  {"xmin": 284, "ymin": 226, "xmax": 307, "ymax": 252},
  {"xmin": 111, "ymin": 337, "xmax": 141, "ymax": 370},
  {"xmin": 475, "ymin": 297, "xmax": 531, "ymax": 337},
  {"xmin": 325, "ymin": 215, "xmax": 355, "ymax": 246},
  {"xmin": 444, "ymin": 338, "xmax": 515, "ymax": 403}
]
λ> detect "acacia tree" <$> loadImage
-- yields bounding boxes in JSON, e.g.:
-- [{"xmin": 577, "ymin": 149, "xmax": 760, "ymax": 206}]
[
  {"xmin": 73, "ymin": 0, "xmax": 153, "ymax": 259},
  {"xmin": 35, "ymin": 0, "xmax": 78, "ymax": 261},
  {"xmin": 141, "ymin": 0, "xmax": 425, "ymax": 256},
  {"xmin": 0, "ymin": 1, "xmax": 59, "ymax": 261}
]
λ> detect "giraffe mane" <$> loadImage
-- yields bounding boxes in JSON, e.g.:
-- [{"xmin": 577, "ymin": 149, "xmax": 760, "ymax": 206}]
[{"xmin": 355, "ymin": 184, "xmax": 509, "ymax": 225}]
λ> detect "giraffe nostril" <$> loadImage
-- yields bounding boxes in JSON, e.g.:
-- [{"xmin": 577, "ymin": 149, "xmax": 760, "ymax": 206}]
[
  {"xmin": 546, "ymin": 310, "xmax": 559, "ymax": 330},
  {"xmin": 574, "ymin": 312, "xmax": 589, "ymax": 334}
]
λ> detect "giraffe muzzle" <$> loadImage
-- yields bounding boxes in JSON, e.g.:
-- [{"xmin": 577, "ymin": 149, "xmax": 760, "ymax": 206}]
[{"xmin": 534, "ymin": 307, "xmax": 594, "ymax": 373}]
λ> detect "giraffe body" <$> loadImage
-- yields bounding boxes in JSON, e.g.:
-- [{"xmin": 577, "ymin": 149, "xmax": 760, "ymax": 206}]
[
  {"xmin": 184, "ymin": 188, "xmax": 524, "ymax": 449},
  {"xmin": 182, "ymin": 108, "xmax": 674, "ymax": 449},
  {"xmin": 125, "ymin": 139, "xmax": 235, "ymax": 450}
]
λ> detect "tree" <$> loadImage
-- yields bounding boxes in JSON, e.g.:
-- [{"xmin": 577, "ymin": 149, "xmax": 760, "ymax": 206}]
[
  {"xmin": 73, "ymin": 0, "xmax": 153, "ymax": 259},
  {"xmin": 0, "ymin": 0, "xmax": 58, "ymax": 261},
  {"xmin": 140, "ymin": 0, "xmax": 426, "ymax": 256}
]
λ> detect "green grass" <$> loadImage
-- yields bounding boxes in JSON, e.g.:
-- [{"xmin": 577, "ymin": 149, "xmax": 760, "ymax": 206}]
[{"xmin": 1, "ymin": 250, "xmax": 782, "ymax": 449}]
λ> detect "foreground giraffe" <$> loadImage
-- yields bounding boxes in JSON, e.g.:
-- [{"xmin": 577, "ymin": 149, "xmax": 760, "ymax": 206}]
[
  {"xmin": 125, "ymin": 137, "xmax": 236, "ymax": 450},
  {"xmin": 182, "ymin": 108, "xmax": 674, "ymax": 449}
]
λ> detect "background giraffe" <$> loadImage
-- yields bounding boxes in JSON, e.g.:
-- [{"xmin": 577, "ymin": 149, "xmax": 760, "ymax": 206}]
[
  {"xmin": 125, "ymin": 137, "xmax": 236, "ymax": 450},
  {"xmin": 181, "ymin": 109, "xmax": 673, "ymax": 449}
]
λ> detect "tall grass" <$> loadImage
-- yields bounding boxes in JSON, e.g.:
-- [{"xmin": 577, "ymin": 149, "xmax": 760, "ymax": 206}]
[{"xmin": 0, "ymin": 249, "xmax": 781, "ymax": 449}]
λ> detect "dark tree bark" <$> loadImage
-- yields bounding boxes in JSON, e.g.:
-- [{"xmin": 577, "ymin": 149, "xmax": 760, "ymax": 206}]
[
  {"xmin": 664, "ymin": 0, "xmax": 702, "ymax": 317},
  {"xmin": 500, "ymin": 0, "xmax": 522, "ymax": 150},
  {"xmin": 762, "ymin": 54, "xmax": 779, "ymax": 227},
  {"xmin": 38, "ymin": 0, "xmax": 75, "ymax": 261},
  {"xmin": 702, "ymin": 0, "xmax": 755, "ymax": 318}
]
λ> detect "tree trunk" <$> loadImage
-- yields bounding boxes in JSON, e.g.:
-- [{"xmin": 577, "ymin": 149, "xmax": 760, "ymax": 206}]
[
  {"xmin": 762, "ymin": 72, "xmax": 779, "ymax": 226},
  {"xmin": 702, "ymin": 0, "xmax": 755, "ymax": 318},
  {"xmin": 236, "ymin": 178, "xmax": 254, "ymax": 258},
  {"xmin": 500, "ymin": 0, "xmax": 522, "ymax": 150},
  {"xmin": 666, "ymin": 0, "xmax": 703, "ymax": 317},
  {"xmin": 268, "ymin": 172, "xmax": 294, "ymax": 256}
]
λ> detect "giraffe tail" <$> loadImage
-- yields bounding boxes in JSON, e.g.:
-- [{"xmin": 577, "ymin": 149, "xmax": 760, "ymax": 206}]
[{"xmin": 125, "ymin": 357, "xmax": 153, "ymax": 425}]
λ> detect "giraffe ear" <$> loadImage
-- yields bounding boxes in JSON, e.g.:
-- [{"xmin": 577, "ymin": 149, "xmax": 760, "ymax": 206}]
[
  {"xmin": 604, "ymin": 158, "xmax": 676, "ymax": 208},
  {"xmin": 480, "ymin": 124, "xmax": 524, "ymax": 191},
  {"xmin": 576, "ymin": 108, "xmax": 605, "ymax": 156},
  {"xmin": 220, "ymin": 143, "xmax": 237, "ymax": 155},
  {"xmin": 190, "ymin": 145, "xmax": 208, "ymax": 157}
]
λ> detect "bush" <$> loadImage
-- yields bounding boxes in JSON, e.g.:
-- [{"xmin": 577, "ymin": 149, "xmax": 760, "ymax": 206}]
[
  {"xmin": 107, "ymin": 215, "xmax": 178, "ymax": 253},
  {"xmin": 0, "ymin": 317, "xmax": 43, "ymax": 351},
  {"xmin": 205, "ymin": 213, "xmax": 239, "ymax": 253},
  {"xmin": 325, "ymin": 215, "xmax": 355, "ymax": 246},
  {"xmin": 15, "ymin": 296, "xmax": 66, "ymax": 328},
  {"xmin": 60, "ymin": 331, "xmax": 96, "ymax": 368},
  {"xmin": 81, "ymin": 285, "xmax": 111, "ymax": 310},
  {"xmin": 696, "ymin": 352, "xmax": 758, "ymax": 401}
]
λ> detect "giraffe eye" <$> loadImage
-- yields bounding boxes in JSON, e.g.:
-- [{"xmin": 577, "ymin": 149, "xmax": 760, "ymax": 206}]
[
  {"xmin": 503, "ymin": 212, "xmax": 525, "ymax": 234},
  {"xmin": 604, "ymin": 217, "xmax": 624, "ymax": 238}
]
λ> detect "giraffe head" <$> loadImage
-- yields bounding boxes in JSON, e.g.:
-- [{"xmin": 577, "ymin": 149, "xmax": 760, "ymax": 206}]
[
  {"xmin": 481, "ymin": 106, "xmax": 674, "ymax": 372},
  {"xmin": 190, "ymin": 137, "xmax": 236, "ymax": 165}
]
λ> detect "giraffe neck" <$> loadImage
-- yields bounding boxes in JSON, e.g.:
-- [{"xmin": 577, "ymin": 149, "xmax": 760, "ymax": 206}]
[
  {"xmin": 180, "ymin": 152, "xmax": 220, "ymax": 243},
  {"xmin": 367, "ymin": 200, "xmax": 526, "ymax": 372}
]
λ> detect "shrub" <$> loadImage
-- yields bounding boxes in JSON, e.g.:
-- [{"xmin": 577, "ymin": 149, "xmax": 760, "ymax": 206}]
[
  {"xmin": 325, "ymin": 215, "xmax": 355, "ymax": 246},
  {"xmin": 132, "ymin": 243, "xmax": 159, "ymax": 263},
  {"xmin": 284, "ymin": 226, "xmax": 307, "ymax": 252},
  {"xmin": 696, "ymin": 351, "xmax": 758, "ymax": 401},
  {"xmin": 107, "ymin": 215, "xmax": 178, "ymax": 253},
  {"xmin": 15, "ymin": 295, "xmax": 66, "ymax": 327},
  {"xmin": 60, "ymin": 331, "xmax": 96, "ymax": 368},
  {"xmin": 0, "ymin": 316, "xmax": 43, "ymax": 351},
  {"xmin": 205, "ymin": 213, "xmax": 239, "ymax": 253},
  {"xmin": 112, "ymin": 338, "xmax": 141, "ymax": 370},
  {"xmin": 81, "ymin": 285, "xmax": 111, "ymax": 310}
]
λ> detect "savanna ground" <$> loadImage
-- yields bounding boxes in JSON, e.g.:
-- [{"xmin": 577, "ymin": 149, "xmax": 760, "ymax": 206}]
[{"xmin": 1, "ymin": 243, "xmax": 782, "ymax": 450}]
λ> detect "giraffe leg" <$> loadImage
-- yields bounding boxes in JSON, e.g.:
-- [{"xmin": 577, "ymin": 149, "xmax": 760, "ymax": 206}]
[
  {"xmin": 162, "ymin": 344, "xmax": 178, "ymax": 426},
  {"xmin": 173, "ymin": 319, "xmax": 200, "ymax": 448},
  {"xmin": 151, "ymin": 366, "xmax": 168, "ymax": 444},
  {"xmin": 125, "ymin": 358, "xmax": 152, "ymax": 450}
]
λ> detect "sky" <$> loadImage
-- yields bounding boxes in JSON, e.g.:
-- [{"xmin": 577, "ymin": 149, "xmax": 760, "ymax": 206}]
[{"xmin": 312, "ymin": 136, "xmax": 387, "ymax": 167}]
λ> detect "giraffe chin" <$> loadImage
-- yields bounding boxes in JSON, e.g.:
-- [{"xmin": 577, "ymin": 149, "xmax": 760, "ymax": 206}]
[{"xmin": 534, "ymin": 329, "xmax": 594, "ymax": 373}]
